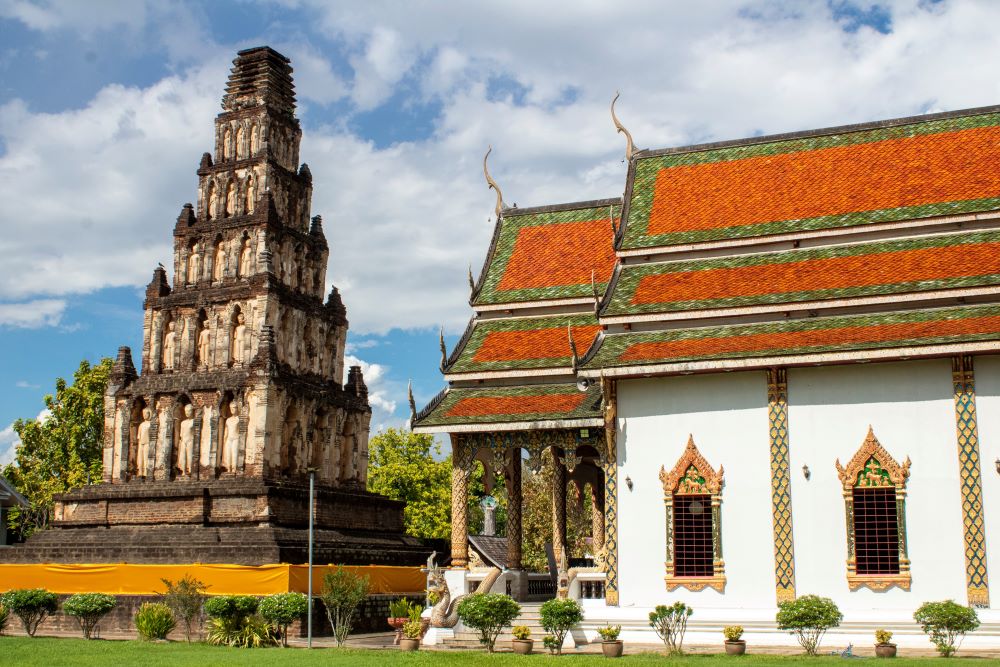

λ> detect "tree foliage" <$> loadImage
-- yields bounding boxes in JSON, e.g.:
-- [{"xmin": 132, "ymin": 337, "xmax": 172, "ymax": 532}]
[
  {"xmin": 3, "ymin": 358, "xmax": 112, "ymax": 539},
  {"xmin": 913, "ymin": 599, "xmax": 980, "ymax": 657},
  {"xmin": 63, "ymin": 593, "xmax": 116, "ymax": 640},
  {"xmin": 319, "ymin": 566, "xmax": 371, "ymax": 647},
  {"xmin": 776, "ymin": 594, "xmax": 843, "ymax": 656},
  {"xmin": 539, "ymin": 598, "xmax": 583, "ymax": 654},
  {"xmin": 258, "ymin": 592, "xmax": 308, "ymax": 647},
  {"xmin": 519, "ymin": 451, "xmax": 594, "ymax": 571},
  {"xmin": 366, "ymin": 428, "xmax": 452, "ymax": 539},
  {"xmin": 0, "ymin": 589, "xmax": 59, "ymax": 637},
  {"xmin": 649, "ymin": 601, "xmax": 693, "ymax": 655},
  {"xmin": 159, "ymin": 575, "xmax": 208, "ymax": 643},
  {"xmin": 456, "ymin": 592, "xmax": 521, "ymax": 653}
]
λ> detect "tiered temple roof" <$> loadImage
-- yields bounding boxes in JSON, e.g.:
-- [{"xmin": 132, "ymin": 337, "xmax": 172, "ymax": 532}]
[{"xmin": 414, "ymin": 104, "xmax": 1000, "ymax": 431}]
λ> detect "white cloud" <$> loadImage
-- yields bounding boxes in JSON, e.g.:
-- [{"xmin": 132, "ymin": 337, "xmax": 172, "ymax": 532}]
[
  {"xmin": 0, "ymin": 421, "xmax": 18, "ymax": 466},
  {"xmin": 0, "ymin": 298, "xmax": 65, "ymax": 328},
  {"xmin": 5, "ymin": 1, "xmax": 1000, "ymax": 339},
  {"xmin": 343, "ymin": 353, "xmax": 404, "ymax": 430},
  {"xmin": 15, "ymin": 380, "xmax": 40, "ymax": 389}
]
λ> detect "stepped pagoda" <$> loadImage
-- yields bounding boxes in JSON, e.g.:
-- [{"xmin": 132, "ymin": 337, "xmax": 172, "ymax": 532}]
[{"xmin": 6, "ymin": 47, "xmax": 431, "ymax": 566}]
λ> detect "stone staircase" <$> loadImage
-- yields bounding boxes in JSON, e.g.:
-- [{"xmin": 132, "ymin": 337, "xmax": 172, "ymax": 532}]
[{"xmin": 442, "ymin": 603, "xmax": 552, "ymax": 650}]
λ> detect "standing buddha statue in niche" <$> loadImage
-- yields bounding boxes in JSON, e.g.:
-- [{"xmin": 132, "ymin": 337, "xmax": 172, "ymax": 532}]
[
  {"xmin": 177, "ymin": 404, "xmax": 195, "ymax": 476},
  {"xmin": 222, "ymin": 402, "xmax": 241, "ymax": 472},
  {"xmin": 239, "ymin": 238, "xmax": 252, "ymax": 277},
  {"xmin": 232, "ymin": 313, "xmax": 247, "ymax": 364},
  {"xmin": 136, "ymin": 408, "xmax": 152, "ymax": 477},
  {"xmin": 197, "ymin": 322, "xmax": 210, "ymax": 367},
  {"xmin": 188, "ymin": 245, "xmax": 201, "ymax": 284},
  {"xmin": 213, "ymin": 242, "xmax": 226, "ymax": 281},
  {"xmin": 162, "ymin": 321, "xmax": 177, "ymax": 370}
]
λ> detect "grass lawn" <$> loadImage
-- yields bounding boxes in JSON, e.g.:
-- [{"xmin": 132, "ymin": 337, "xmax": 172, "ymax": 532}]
[{"xmin": 0, "ymin": 637, "xmax": 972, "ymax": 666}]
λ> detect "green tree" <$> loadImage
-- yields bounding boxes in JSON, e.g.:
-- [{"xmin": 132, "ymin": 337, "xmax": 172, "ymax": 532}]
[
  {"xmin": 3, "ymin": 358, "xmax": 112, "ymax": 539},
  {"xmin": 520, "ymin": 452, "xmax": 594, "ymax": 572},
  {"xmin": 366, "ymin": 428, "xmax": 452, "ymax": 539}
]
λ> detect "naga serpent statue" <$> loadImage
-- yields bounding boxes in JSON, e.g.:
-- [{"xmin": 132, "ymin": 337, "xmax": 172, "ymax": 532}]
[{"xmin": 428, "ymin": 565, "xmax": 502, "ymax": 628}]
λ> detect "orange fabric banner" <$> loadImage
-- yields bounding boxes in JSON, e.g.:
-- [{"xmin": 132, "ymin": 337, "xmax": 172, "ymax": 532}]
[{"xmin": 0, "ymin": 563, "xmax": 424, "ymax": 596}]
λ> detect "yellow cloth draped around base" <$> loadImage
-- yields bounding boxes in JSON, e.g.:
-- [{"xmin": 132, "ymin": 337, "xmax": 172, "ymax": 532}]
[{"xmin": 0, "ymin": 563, "xmax": 425, "ymax": 596}]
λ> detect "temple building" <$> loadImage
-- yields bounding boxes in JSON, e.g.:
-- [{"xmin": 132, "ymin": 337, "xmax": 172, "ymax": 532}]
[
  {"xmin": 6, "ymin": 47, "xmax": 431, "ymax": 567},
  {"xmin": 414, "ymin": 103, "xmax": 1000, "ymax": 646}
]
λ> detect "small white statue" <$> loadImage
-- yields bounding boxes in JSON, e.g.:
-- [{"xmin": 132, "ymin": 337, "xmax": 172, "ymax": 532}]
[
  {"xmin": 187, "ymin": 248, "xmax": 201, "ymax": 284},
  {"xmin": 178, "ymin": 404, "xmax": 195, "ymax": 476},
  {"xmin": 239, "ymin": 238, "xmax": 252, "ymax": 277},
  {"xmin": 245, "ymin": 178, "xmax": 256, "ymax": 214},
  {"xmin": 213, "ymin": 243, "xmax": 225, "ymax": 281},
  {"xmin": 162, "ymin": 322, "xmax": 177, "ymax": 370},
  {"xmin": 232, "ymin": 314, "xmax": 247, "ymax": 364},
  {"xmin": 136, "ymin": 408, "xmax": 152, "ymax": 477},
  {"xmin": 222, "ymin": 401, "xmax": 241, "ymax": 472},
  {"xmin": 225, "ymin": 182, "xmax": 236, "ymax": 217},
  {"xmin": 197, "ymin": 325, "xmax": 210, "ymax": 366}
]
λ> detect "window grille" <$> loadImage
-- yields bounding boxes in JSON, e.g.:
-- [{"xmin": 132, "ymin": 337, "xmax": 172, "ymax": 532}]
[
  {"xmin": 835, "ymin": 427, "xmax": 911, "ymax": 591},
  {"xmin": 852, "ymin": 487, "xmax": 900, "ymax": 575},
  {"xmin": 672, "ymin": 494, "xmax": 714, "ymax": 577}
]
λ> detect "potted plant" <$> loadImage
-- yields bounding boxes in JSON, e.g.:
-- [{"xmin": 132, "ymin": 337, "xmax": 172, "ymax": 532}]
[
  {"xmin": 724, "ymin": 625, "xmax": 746, "ymax": 655},
  {"xmin": 875, "ymin": 628, "xmax": 896, "ymax": 658},
  {"xmin": 512, "ymin": 625, "xmax": 533, "ymax": 655},
  {"xmin": 387, "ymin": 598, "xmax": 412, "ymax": 645},
  {"xmin": 598, "ymin": 624, "xmax": 624, "ymax": 658},
  {"xmin": 399, "ymin": 619, "xmax": 422, "ymax": 651}
]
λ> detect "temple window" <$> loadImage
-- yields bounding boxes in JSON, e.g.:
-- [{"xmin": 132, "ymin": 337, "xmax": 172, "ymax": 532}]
[
  {"xmin": 659, "ymin": 435, "xmax": 726, "ymax": 592},
  {"xmin": 835, "ymin": 427, "xmax": 912, "ymax": 591}
]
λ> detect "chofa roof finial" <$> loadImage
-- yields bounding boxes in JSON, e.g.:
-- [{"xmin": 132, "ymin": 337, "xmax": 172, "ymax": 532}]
[
  {"xmin": 408, "ymin": 380, "xmax": 417, "ymax": 423},
  {"xmin": 439, "ymin": 327, "xmax": 448, "ymax": 372},
  {"xmin": 611, "ymin": 91, "xmax": 635, "ymax": 162},
  {"xmin": 567, "ymin": 324, "xmax": 580, "ymax": 372},
  {"xmin": 483, "ymin": 145, "xmax": 505, "ymax": 219}
]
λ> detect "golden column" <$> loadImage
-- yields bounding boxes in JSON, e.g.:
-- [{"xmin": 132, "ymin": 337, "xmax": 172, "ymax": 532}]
[
  {"xmin": 506, "ymin": 447, "xmax": 523, "ymax": 570},
  {"xmin": 450, "ymin": 436, "xmax": 471, "ymax": 568},
  {"xmin": 552, "ymin": 448, "xmax": 568, "ymax": 566}
]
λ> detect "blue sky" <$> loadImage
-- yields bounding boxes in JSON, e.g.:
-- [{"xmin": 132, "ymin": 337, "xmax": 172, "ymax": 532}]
[{"xmin": 0, "ymin": 0, "xmax": 996, "ymax": 462}]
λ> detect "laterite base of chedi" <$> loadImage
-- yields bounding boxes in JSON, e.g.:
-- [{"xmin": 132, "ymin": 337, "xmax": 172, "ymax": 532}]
[{"xmin": 4, "ymin": 479, "xmax": 439, "ymax": 565}]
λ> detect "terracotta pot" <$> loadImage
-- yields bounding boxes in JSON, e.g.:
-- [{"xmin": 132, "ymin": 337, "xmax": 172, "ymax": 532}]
[
  {"xmin": 875, "ymin": 643, "xmax": 897, "ymax": 658},
  {"xmin": 725, "ymin": 640, "xmax": 747, "ymax": 656},
  {"xmin": 387, "ymin": 617, "xmax": 407, "ymax": 645},
  {"xmin": 602, "ymin": 640, "xmax": 624, "ymax": 658},
  {"xmin": 399, "ymin": 637, "xmax": 420, "ymax": 651},
  {"xmin": 512, "ymin": 639, "xmax": 533, "ymax": 655}
]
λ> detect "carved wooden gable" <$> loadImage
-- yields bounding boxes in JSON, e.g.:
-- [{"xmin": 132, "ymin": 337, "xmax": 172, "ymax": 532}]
[
  {"xmin": 835, "ymin": 426, "xmax": 911, "ymax": 491},
  {"xmin": 659, "ymin": 435, "xmax": 724, "ymax": 496}
]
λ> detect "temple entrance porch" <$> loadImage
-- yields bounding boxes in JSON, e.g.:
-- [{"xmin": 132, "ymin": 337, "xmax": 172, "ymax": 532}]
[{"xmin": 446, "ymin": 427, "xmax": 616, "ymax": 603}]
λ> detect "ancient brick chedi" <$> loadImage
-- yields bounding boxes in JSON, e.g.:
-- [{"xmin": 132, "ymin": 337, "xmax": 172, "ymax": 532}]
[{"xmin": 6, "ymin": 47, "xmax": 431, "ymax": 565}]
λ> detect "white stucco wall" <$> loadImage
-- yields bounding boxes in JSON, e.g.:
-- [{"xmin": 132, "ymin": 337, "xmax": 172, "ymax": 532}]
[
  {"xmin": 614, "ymin": 358, "xmax": 996, "ymax": 620},
  {"xmin": 965, "ymin": 354, "xmax": 1000, "ymax": 610},
  {"xmin": 787, "ymin": 360, "xmax": 967, "ymax": 610},
  {"xmin": 616, "ymin": 371, "xmax": 774, "ymax": 609}
]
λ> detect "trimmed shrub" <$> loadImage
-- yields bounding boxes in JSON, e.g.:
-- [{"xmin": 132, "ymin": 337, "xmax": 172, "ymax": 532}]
[
  {"xmin": 649, "ymin": 601, "xmax": 693, "ymax": 655},
  {"xmin": 597, "ymin": 624, "xmax": 621, "ymax": 641},
  {"xmin": 512, "ymin": 624, "xmax": 531, "ymax": 640},
  {"xmin": 776, "ymin": 594, "xmax": 842, "ymax": 656},
  {"xmin": 63, "ymin": 593, "xmax": 117, "ymax": 640},
  {"xmin": 402, "ymin": 619, "xmax": 423, "ymax": 640},
  {"xmin": 539, "ymin": 598, "xmax": 583, "ymax": 655},
  {"xmin": 0, "ymin": 589, "xmax": 58, "ymax": 637},
  {"xmin": 159, "ymin": 575, "xmax": 207, "ymax": 642},
  {"xmin": 724, "ymin": 625, "xmax": 744, "ymax": 642},
  {"xmin": 913, "ymin": 600, "xmax": 980, "ymax": 657},
  {"xmin": 875, "ymin": 628, "xmax": 893, "ymax": 645},
  {"xmin": 204, "ymin": 595, "xmax": 276, "ymax": 648},
  {"xmin": 258, "ymin": 592, "xmax": 309, "ymax": 647},
  {"xmin": 456, "ymin": 593, "xmax": 521, "ymax": 653},
  {"xmin": 319, "ymin": 566, "xmax": 371, "ymax": 647},
  {"xmin": 135, "ymin": 602, "xmax": 175, "ymax": 641}
]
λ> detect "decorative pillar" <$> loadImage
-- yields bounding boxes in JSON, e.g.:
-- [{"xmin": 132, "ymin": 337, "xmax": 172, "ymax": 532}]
[
  {"xmin": 506, "ymin": 447, "xmax": 523, "ymax": 570},
  {"xmin": 552, "ymin": 447, "xmax": 568, "ymax": 567},
  {"xmin": 951, "ymin": 355, "xmax": 991, "ymax": 608},
  {"xmin": 590, "ymin": 481, "xmax": 605, "ymax": 551},
  {"xmin": 450, "ymin": 435, "xmax": 472, "ymax": 568},
  {"xmin": 602, "ymin": 377, "xmax": 620, "ymax": 606},
  {"xmin": 766, "ymin": 368, "xmax": 797, "ymax": 603}
]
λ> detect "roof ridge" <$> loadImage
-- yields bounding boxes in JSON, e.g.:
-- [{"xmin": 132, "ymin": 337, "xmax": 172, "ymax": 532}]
[
  {"xmin": 637, "ymin": 104, "xmax": 1000, "ymax": 160},
  {"xmin": 501, "ymin": 197, "xmax": 620, "ymax": 218}
]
